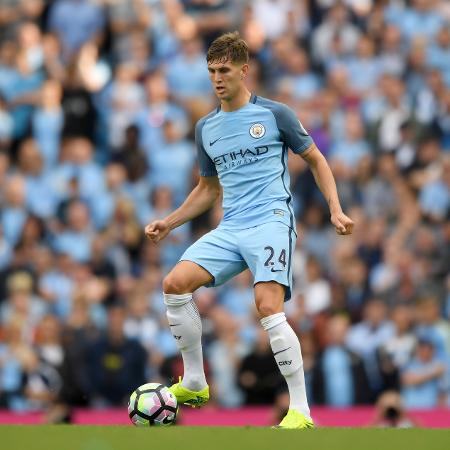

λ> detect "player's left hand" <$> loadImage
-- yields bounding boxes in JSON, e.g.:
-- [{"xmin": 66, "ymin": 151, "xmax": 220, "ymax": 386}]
[{"xmin": 330, "ymin": 211, "xmax": 354, "ymax": 235}]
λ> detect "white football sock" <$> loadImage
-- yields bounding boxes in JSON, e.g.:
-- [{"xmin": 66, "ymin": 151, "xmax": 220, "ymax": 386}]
[
  {"xmin": 261, "ymin": 312, "xmax": 311, "ymax": 418},
  {"xmin": 164, "ymin": 293, "xmax": 207, "ymax": 391}
]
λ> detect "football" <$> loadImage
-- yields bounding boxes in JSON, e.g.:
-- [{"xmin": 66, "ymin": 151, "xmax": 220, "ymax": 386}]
[{"xmin": 128, "ymin": 383, "xmax": 178, "ymax": 426}]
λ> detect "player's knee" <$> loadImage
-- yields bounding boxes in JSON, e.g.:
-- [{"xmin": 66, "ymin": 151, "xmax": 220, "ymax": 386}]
[
  {"xmin": 256, "ymin": 298, "xmax": 282, "ymax": 318},
  {"xmin": 255, "ymin": 282, "xmax": 285, "ymax": 318},
  {"xmin": 162, "ymin": 273, "xmax": 189, "ymax": 295}
]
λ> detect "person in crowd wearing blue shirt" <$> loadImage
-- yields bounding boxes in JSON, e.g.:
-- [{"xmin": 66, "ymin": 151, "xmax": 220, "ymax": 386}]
[
  {"xmin": 401, "ymin": 338, "xmax": 448, "ymax": 409},
  {"xmin": 313, "ymin": 314, "xmax": 371, "ymax": 407},
  {"xmin": 47, "ymin": 0, "xmax": 106, "ymax": 59}
]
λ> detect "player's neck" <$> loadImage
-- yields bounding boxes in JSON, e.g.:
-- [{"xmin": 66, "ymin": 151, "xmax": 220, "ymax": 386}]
[{"xmin": 221, "ymin": 88, "xmax": 252, "ymax": 112}]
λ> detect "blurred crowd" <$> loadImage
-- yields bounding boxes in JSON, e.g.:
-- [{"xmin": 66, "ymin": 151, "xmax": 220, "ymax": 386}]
[{"xmin": 0, "ymin": 0, "xmax": 449, "ymax": 421}]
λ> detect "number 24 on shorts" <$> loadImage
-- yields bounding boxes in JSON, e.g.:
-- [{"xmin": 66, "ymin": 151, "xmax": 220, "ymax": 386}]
[{"xmin": 264, "ymin": 246, "xmax": 286, "ymax": 272}]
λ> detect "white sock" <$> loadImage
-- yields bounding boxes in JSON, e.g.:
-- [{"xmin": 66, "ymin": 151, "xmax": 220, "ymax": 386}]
[
  {"xmin": 164, "ymin": 293, "xmax": 207, "ymax": 391},
  {"xmin": 261, "ymin": 312, "xmax": 310, "ymax": 418}
]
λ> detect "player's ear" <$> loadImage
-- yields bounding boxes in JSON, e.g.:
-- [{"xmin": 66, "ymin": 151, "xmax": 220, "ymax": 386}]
[{"xmin": 240, "ymin": 63, "xmax": 249, "ymax": 80}]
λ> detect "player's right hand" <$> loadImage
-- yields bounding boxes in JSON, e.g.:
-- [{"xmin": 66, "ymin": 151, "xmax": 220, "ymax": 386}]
[{"xmin": 144, "ymin": 220, "xmax": 170, "ymax": 243}]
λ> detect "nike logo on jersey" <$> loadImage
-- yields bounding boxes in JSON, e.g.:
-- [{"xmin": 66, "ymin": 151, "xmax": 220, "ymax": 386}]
[
  {"xmin": 273, "ymin": 346, "xmax": 291, "ymax": 357},
  {"xmin": 169, "ymin": 323, "xmax": 181, "ymax": 327},
  {"xmin": 209, "ymin": 137, "xmax": 222, "ymax": 146}
]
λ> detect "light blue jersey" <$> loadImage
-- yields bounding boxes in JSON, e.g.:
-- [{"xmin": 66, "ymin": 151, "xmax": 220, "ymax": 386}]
[
  {"xmin": 180, "ymin": 95, "xmax": 314, "ymax": 300},
  {"xmin": 196, "ymin": 94, "xmax": 313, "ymax": 232}
]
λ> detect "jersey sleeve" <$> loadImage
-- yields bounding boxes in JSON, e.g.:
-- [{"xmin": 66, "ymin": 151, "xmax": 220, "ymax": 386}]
[
  {"xmin": 195, "ymin": 119, "xmax": 217, "ymax": 177},
  {"xmin": 273, "ymin": 103, "xmax": 314, "ymax": 154}
]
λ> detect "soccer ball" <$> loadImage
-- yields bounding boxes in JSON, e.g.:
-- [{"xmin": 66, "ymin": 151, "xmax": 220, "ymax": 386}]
[{"xmin": 128, "ymin": 383, "xmax": 178, "ymax": 426}]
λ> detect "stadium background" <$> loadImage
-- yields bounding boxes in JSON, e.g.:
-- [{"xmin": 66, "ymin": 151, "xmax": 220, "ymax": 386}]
[{"xmin": 0, "ymin": 0, "xmax": 449, "ymax": 427}]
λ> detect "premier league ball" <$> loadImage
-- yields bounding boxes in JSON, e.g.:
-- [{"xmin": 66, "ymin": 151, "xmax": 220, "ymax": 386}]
[{"xmin": 128, "ymin": 383, "xmax": 178, "ymax": 426}]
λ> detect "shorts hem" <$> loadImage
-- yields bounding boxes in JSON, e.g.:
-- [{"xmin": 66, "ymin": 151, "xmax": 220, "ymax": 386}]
[{"xmin": 254, "ymin": 279, "xmax": 292, "ymax": 302}]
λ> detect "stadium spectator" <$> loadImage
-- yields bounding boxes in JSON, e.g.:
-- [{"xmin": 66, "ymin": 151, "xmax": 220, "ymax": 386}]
[
  {"xmin": 208, "ymin": 308, "xmax": 248, "ymax": 408},
  {"xmin": 276, "ymin": 47, "xmax": 321, "ymax": 101},
  {"xmin": 0, "ymin": 95, "xmax": 13, "ymax": 151},
  {"xmin": 344, "ymin": 34, "xmax": 381, "ymax": 96},
  {"xmin": 312, "ymin": 314, "xmax": 371, "ymax": 406},
  {"xmin": 18, "ymin": 138, "xmax": 58, "ymax": 219},
  {"xmin": 165, "ymin": 18, "xmax": 213, "ymax": 104},
  {"xmin": 149, "ymin": 119, "xmax": 196, "ymax": 207},
  {"xmin": 346, "ymin": 299, "xmax": 394, "ymax": 396},
  {"xmin": 378, "ymin": 305, "xmax": 417, "ymax": 391},
  {"xmin": 106, "ymin": 63, "xmax": 145, "ymax": 150},
  {"xmin": 47, "ymin": 0, "xmax": 106, "ymax": 59},
  {"xmin": 1, "ymin": 175, "xmax": 28, "ymax": 246},
  {"xmin": 427, "ymin": 27, "xmax": 450, "ymax": 87},
  {"xmin": 401, "ymin": 338, "xmax": 448, "ymax": 409},
  {"xmin": 372, "ymin": 390, "xmax": 415, "ymax": 428},
  {"xmin": 182, "ymin": 0, "xmax": 240, "ymax": 46},
  {"xmin": 133, "ymin": 70, "xmax": 188, "ymax": 166},
  {"xmin": 123, "ymin": 288, "xmax": 160, "ymax": 367},
  {"xmin": 238, "ymin": 327, "xmax": 283, "ymax": 406},
  {"xmin": 31, "ymin": 79, "xmax": 63, "ymax": 169},
  {"xmin": 388, "ymin": 0, "xmax": 444, "ymax": 43},
  {"xmin": 36, "ymin": 250, "xmax": 75, "ymax": 319},
  {"xmin": 378, "ymin": 24, "xmax": 406, "ymax": 77},
  {"xmin": 217, "ymin": 270, "xmax": 257, "ymax": 344},
  {"xmin": 300, "ymin": 256, "xmax": 332, "ymax": 317},
  {"xmin": 250, "ymin": 0, "xmax": 306, "ymax": 42},
  {"xmin": 415, "ymin": 296, "xmax": 450, "ymax": 359},
  {"xmin": 419, "ymin": 155, "xmax": 450, "ymax": 222},
  {"xmin": 329, "ymin": 110, "xmax": 372, "ymax": 175},
  {"xmin": 311, "ymin": 2, "xmax": 360, "ymax": 66},
  {"xmin": 86, "ymin": 303, "xmax": 147, "ymax": 406},
  {"xmin": 0, "ymin": 318, "xmax": 37, "ymax": 410},
  {"xmin": 24, "ymin": 315, "xmax": 64, "ymax": 411},
  {"xmin": 52, "ymin": 200, "xmax": 94, "ymax": 263},
  {"xmin": 60, "ymin": 62, "xmax": 98, "ymax": 141},
  {"xmin": 105, "ymin": 0, "xmax": 152, "ymax": 59}
]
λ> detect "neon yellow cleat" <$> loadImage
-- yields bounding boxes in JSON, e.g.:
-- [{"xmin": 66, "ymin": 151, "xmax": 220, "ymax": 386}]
[
  {"xmin": 273, "ymin": 409, "xmax": 315, "ymax": 429},
  {"xmin": 168, "ymin": 379, "xmax": 209, "ymax": 408}
]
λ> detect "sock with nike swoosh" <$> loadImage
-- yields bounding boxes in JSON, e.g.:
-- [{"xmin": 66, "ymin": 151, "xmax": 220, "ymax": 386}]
[
  {"xmin": 164, "ymin": 293, "xmax": 207, "ymax": 392},
  {"xmin": 261, "ymin": 312, "xmax": 310, "ymax": 418}
]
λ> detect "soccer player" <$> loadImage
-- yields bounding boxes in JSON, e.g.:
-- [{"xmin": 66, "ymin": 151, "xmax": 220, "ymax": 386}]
[{"xmin": 145, "ymin": 32, "xmax": 354, "ymax": 429}]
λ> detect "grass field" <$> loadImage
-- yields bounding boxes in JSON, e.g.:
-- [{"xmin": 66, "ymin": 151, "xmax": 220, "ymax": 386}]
[{"xmin": 1, "ymin": 426, "xmax": 449, "ymax": 450}]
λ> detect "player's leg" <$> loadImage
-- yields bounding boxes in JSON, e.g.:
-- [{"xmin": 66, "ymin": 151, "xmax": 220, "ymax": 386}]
[
  {"xmin": 241, "ymin": 222, "xmax": 313, "ymax": 428},
  {"xmin": 255, "ymin": 281, "xmax": 313, "ymax": 428},
  {"xmin": 163, "ymin": 260, "xmax": 213, "ymax": 396},
  {"xmin": 164, "ymin": 228, "xmax": 247, "ymax": 407}
]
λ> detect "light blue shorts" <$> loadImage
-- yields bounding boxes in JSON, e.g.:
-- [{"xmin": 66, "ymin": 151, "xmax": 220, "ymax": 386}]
[{"xmin": 180, "ymin": 221, "xmax": 296, "ymax": 301}]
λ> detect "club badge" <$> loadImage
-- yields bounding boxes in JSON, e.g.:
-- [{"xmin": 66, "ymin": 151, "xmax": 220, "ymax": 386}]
[{"xmin": 249, "ymin": 123, "xmax": 265, "ymax": 138}]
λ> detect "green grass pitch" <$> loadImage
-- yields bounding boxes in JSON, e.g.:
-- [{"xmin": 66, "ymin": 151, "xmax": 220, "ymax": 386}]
[{"xmin": 1, "ymin": 426, "xmax": 449, "ymax": 450}]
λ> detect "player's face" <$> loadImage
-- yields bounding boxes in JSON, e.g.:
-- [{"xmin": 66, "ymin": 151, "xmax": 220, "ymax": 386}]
[{"xmin": 207, "ymin": 59, "xmax": 247, "ymax": 101}]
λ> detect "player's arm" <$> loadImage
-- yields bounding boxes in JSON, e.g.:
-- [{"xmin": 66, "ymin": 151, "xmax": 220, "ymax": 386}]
[
  {"xmin": 146, "ymin": 117, "xmax": 220, "ymax": 243},
  {"xmin": 301, "ymin": 144, "xmax": 354, "ymax": 235},
  {"xmin": 145, "ymin": 175, "xmax": 221, "ymax": 243},
  {"xmin": 272, "ymin": 102, "xmax": 354, "ymax": 235}
]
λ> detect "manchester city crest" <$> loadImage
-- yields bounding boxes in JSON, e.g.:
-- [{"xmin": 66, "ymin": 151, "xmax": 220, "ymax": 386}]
[{"xmin": 249, "ymin": 123, "xmax": 265, "ymax": 138}]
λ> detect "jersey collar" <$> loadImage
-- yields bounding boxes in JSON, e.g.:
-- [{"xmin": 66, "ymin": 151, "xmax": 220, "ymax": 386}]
[{"xmin": 217, "ymin": 93, "xmax": 258, "ymax": 112}]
